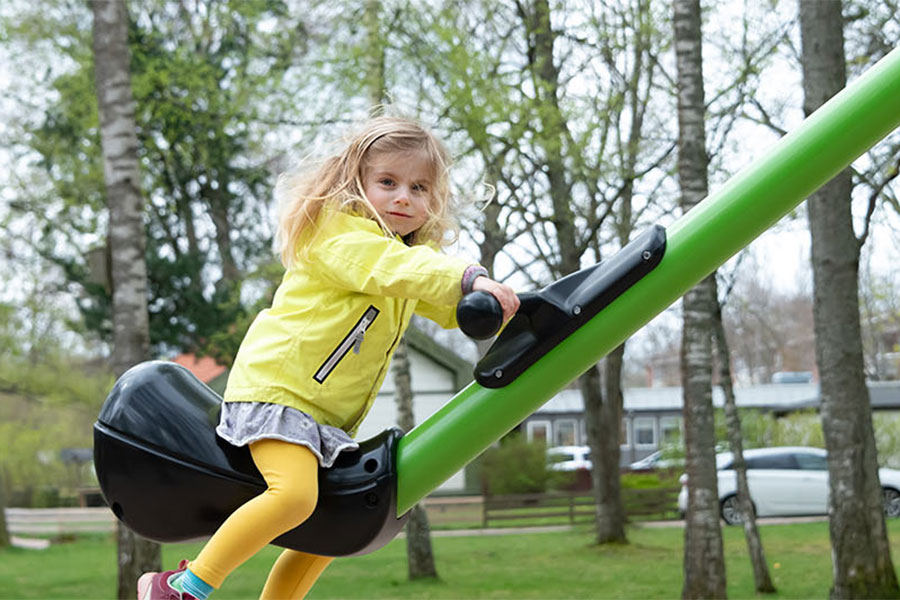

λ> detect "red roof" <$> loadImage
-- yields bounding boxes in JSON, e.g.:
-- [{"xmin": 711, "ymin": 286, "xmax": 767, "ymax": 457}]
[{"xmin": 172, "ymin": 353, "xmax": 227, "ymax": 383}]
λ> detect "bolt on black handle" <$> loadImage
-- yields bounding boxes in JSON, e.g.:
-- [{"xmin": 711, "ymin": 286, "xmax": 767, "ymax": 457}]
[{"xmin": 456, "ymin": 291, "xmax": 504, "ymax": 340}]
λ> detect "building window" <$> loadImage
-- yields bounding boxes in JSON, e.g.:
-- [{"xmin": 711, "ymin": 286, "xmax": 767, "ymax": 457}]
[
  {"xmin": 555, "ymin": 419, "xmax": 576, "ymax": 446},
  {"xmin": 527, "ymin": 420, "xmax": 550, "ymax": 444},
  {"xmin": 634, "ymin": 417, "xmax": 656, "ymax": 448},
  {"xmin": 660, "ymin": 416, "xmax": 682, "ymax": 447},
  {"xmin": 621, "ymin": 418, "xmax": 630, "ymax": 448}
]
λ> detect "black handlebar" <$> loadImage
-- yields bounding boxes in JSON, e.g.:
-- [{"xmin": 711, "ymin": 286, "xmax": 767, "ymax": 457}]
[{"xmin": 456, "ymin": 291, "xmax": 504, "ymax": 340}]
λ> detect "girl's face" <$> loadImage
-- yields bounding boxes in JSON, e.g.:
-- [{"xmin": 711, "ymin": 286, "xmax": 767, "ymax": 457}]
[{"xmin": 363, "ymin": 151, "xmax": 433, "ymax": 237}]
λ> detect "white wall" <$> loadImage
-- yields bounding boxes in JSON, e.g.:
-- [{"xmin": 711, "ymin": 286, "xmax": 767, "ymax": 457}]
[{"xmin": 356, "ymin": 347, "xmax": 467, "ymax": 493}]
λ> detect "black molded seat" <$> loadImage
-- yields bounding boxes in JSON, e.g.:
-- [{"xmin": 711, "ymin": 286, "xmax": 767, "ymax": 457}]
[{"xmin": 93, "ymin": 361, "xmax": 408, "ymax": 556}]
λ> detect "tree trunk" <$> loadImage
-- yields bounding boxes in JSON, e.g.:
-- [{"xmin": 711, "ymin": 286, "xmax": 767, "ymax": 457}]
[
  {"xmin": 90, "ymin": 1, "xmax": 161, "ymax": 596},
  {"xmin": 93, "ymin": 1, "xmax": 152, "ymax": 380},
  {"xmin": 520, "ymin": 0, "xmax": 579, "ymax": 274},
  {"xmin": 364, "ymin": 0, "xmax": 387, "ymax": 110},
  {"xmin": 674, "ymin": 0, "xmax": 726, "ymax": 597},
  {"xmin": 582, "ymin": 347, "xmax": 627, "ymax": 544},
  {"xmin": 472, "ymin": 167, "xmax": 508, "ymax": 359},
  {"xmin": 0, "ymin": 474, "xmax": 9, "ymax": 548},
  {"xmin": 392, "ymin": 337, "xmax": 439, "ymax": 580},
  {"xmin": 680, "ymin": 276, "xmax": 726, "ymax": 600},
  {"xmin": 713, "ymin": 301, "xmax": 775, "ymax": 594},
  {"xmin": 799, "ymin": 2, "xmax": 900, "ymax": 597},
  {"xmin": 366, "ymin": 0, "xmax": 435, "ymax": 575},
  {"xmin": 520, "ymin": 0, "xmax": 628, "ymax": 544},
  {"xmin": 207, "ymin": 194, "xmax": 239, "ymax": 284}
]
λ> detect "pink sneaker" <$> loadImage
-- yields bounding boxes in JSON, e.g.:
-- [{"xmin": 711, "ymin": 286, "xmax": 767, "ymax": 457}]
[{"xmin": 136, "ymin": 560, "xmax": 197, "ymax": 600}]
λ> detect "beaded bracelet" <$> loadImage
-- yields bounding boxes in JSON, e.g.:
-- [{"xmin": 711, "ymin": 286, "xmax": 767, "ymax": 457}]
[{"xmin": 461, "ymin": 265, "xmax": 489, "ymax": 295}]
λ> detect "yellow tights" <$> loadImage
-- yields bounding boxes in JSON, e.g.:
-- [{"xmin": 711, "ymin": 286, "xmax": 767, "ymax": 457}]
[{"xmin": 187, "ymin": 438, "xmax": 333, "ymax": 599}]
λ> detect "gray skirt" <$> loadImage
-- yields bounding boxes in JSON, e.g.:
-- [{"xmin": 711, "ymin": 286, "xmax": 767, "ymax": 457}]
[{"xmin": 216, "ymin": 401, "xmax": 359, "ymax": 469}]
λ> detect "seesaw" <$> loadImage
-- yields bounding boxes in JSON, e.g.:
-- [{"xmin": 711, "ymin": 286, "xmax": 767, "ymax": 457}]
[{"xmin": 94, "ymin": 47, "xmax": 900, "ymax": 557}]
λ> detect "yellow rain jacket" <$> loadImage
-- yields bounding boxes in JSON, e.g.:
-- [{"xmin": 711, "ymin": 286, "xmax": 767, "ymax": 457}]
[{"xmin": 223, "ymin": 209, "xmax": 470, "ymax": 436}]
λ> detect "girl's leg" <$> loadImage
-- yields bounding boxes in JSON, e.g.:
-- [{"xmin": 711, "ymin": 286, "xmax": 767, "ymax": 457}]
[
  {"xmin": 187, "ymin": 439, "xmax": 320, "ymax": 590},
  {"xmin": 259, "ymin": 549, "xmax": 334, "ymax": 600}
]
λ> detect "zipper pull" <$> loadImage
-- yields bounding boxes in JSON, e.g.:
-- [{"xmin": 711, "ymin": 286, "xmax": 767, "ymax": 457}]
[{"xmin": 353, "ymin": 319, "xmax": 369, "ymax": 354}]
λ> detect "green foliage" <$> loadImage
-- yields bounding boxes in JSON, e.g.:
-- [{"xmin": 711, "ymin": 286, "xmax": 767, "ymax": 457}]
[
  {"xmin": 712, "ymin": 408, "xmax": 900, "ymax": 468},
  {"xmin": 201, "ymin": 260, "xmax": 284, "ymax": 367},
  {"xmin": 715, "ymin": 408, "xmax": 825, "ymax": 451},
  {"xmin": 620, "ymin": 470, "xmax": 680, "ymax": 490},
  {"xmin": 479, "ymin": 434, "xmax": 572, "ymax": 495},
  {"xmin": 0, "ymin": 314, "xmax": 112, "ymax": 506},
  {"xmin": 5, "ymin": 0, "xmax": 301, "ymax": 362},
  {"xmin": 0, "ymin": 264, "xmax": 111, "ymax": 508},
  {"xmin": 0, "ymin": 376, "xmax": 108, "ymax": 507},
  {"xmin": 874, "ymin": 414, "xmax": 900, "ymax": 469}
]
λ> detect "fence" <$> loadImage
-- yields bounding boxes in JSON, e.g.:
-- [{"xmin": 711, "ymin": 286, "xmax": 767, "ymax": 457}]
[
  {"xmin": 5, "ymin": 507, "xmax": 115, "ymax": 535},
  {"xmin": 4, "ymin": 488, "xmax": 680, "ymax": 536},
  {"xmin": 481, "ymin": 487, "xmax": 681, "ymax": 528}
]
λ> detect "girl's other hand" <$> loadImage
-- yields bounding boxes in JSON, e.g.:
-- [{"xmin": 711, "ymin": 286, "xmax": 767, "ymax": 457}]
[{"xmin": 471, "ymin": 277, "xmax": 520, "ymax": 324}]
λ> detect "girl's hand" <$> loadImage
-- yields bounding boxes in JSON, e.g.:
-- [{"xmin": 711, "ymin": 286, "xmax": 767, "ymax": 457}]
[{"xmin": 471, "ymin": 276, "xmax": 520, "ymax": 324}]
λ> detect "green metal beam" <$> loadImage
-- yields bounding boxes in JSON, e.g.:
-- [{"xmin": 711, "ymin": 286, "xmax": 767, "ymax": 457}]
[{"xmin": 396, "ymin": 47, "xmax": 900, "ymax": 516}]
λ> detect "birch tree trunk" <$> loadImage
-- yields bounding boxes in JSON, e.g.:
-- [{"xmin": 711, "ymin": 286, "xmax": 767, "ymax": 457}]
[
  {"xmin": 364, "ymin": 0, "xmax": 436, "ymax": 577},
  {"xmin": 392, "ymin": 337, "xmax": 439, "ymax": 580},
  {"xmin": 674, "ymin": 0, "xmax": 726, "ymax": 597},
  {"xmin": 713, "ymin": 303, "xmax": 775, "ymax": 594},
  {"xmin": 799, "ymin": 2, "xmax": 900, "ymax": 597},
  {"xmin": 520, "ymin": 0, "xmax": 627, "ymax": 544},
  {"xmin": 90, "ymin": 1, "xmax": 160, "ymax": 598}
]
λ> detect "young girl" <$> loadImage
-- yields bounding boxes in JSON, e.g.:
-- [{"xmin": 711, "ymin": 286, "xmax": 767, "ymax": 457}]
[{"xmin": 137, "ymin": 116, "xmax": 519, "ymax": 600}]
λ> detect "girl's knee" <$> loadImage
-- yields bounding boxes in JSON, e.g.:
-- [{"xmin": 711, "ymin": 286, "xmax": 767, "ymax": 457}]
[
  {"xmin": 250, "ymin": 440, "xmax": 321, "ymax": 526},
  {"xmin": 272, "ymin": 485, "xmax": 318, "ymax": 524}
]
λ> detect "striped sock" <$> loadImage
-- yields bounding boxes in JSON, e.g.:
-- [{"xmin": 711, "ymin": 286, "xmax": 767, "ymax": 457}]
[{"xmin": 168, "ymin": 569, "xmax": 214, "ymax": 600}]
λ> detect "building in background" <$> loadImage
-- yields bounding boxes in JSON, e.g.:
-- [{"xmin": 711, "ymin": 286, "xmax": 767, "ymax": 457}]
[{"xmin": 522, "ymin": 381, "xmax": 900, "ymax": 468}]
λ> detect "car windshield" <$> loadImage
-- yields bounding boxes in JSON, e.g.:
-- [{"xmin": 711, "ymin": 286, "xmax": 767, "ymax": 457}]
[
  {"xmin": 795, "ymin": 452, "xmax": 828, "ymax": 470},
  {"xmin": 717, "ymin": 450, "xmax": 823, "ymax": 470},
  {"xmin": 744, "ymin": 453, "xmax": 798, "ymax": 469}
]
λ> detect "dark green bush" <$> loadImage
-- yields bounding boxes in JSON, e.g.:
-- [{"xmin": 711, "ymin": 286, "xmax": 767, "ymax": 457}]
[
  {"xmin": 621, "ymin": 470, "xmax": 681, "ymax": 490},
  {"xmin": 480, "ymin": 434, "xmax": 573, "ymax": 495}
]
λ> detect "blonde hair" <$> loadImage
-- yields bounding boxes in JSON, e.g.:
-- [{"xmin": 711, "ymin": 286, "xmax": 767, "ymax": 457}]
[{"xmin": 275, "ymin": 115, "xmax": 458, "ymax": 268}]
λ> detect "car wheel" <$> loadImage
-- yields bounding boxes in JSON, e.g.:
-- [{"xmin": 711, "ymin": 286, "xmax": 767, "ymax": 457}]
[
  {"xmin": 883, "ymin": 488, "xmax": 900, "ymax": 518},
  {"xmin": 720, "ymin": 494, "xmax": 748, "ymax": 525}
]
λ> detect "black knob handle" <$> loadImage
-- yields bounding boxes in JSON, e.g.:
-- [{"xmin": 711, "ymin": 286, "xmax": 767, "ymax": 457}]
[{"xmin": 457, "ymin": 291, "xmax": 504, "ymax": 340}]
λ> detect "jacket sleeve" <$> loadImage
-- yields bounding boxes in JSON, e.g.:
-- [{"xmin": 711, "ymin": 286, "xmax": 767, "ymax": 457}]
[
  {"xmin": 414, "ymin": 300, "xmax": 459, "ymax": 329},
  {"xmin": 305, "ymin": 217, "xmax": 468, "ymax": 307}
]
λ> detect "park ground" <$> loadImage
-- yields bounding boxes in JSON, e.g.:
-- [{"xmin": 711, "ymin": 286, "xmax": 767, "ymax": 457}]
[{"xmin": 4, "ymin": 518, "xmax": 900, "ymax": 599}]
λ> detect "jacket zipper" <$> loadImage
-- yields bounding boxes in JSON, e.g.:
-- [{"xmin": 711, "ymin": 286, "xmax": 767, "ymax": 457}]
[
  {"xmin": 347, "ymin": 300, "xmax": 410, "ymax": 434},
  {"xmin": 313, "ymin": 305, "xmax": 380, "ymax": 384}
]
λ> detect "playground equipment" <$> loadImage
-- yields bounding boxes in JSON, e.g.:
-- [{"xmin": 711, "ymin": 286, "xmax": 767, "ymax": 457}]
[{"xmin": 94, "ymin": 46, "xmax": 900, "ymax": 557}]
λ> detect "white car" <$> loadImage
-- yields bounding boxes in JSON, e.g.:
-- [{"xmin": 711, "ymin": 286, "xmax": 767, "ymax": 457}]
[
  {"xmin": 547, "ymin": 445, "xmax": 592, "ymax": 471},
  {"xmin": 628, "ymin": 450, "xmax": 684, "ymax": 471},
  {"xmin": 677, "ymin": 446, "xmax": 900, "ymax": 524}
]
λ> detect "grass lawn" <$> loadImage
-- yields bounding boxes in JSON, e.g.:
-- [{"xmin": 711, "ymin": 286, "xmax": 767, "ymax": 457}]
[{"xmin": 4, "ymin": 520, "xmax": 900, "ymax": 599}]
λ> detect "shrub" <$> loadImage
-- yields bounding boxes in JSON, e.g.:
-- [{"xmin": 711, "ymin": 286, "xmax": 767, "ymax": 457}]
[
  {"xmin": 621, "ymin": 470, "xmax": 681, "ymax": 490},
  {"xmin": 874, "ymin": 413, "xmax": 900, "ymax": 468},
  {"xmin": 479, "ymin": 434, "xmax": 573, "ymax": 495}
]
